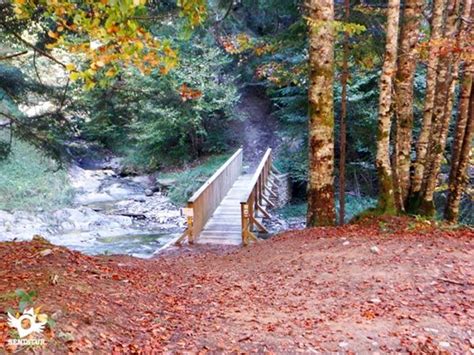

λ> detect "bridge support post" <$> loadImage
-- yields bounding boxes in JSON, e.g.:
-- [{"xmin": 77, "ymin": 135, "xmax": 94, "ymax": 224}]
[
  {"xmin": 175, "ymin": 207, "xmax": 194, "ymax": 246},
  {"xmin": 241, "ymin": 203, "xmax": 257, "ymax": 246}
]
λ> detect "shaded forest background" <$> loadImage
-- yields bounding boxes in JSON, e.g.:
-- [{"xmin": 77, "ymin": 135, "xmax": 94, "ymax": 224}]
[{"xmin": 0, "ymin": 0, "xmax": 472, "ymax": 224}]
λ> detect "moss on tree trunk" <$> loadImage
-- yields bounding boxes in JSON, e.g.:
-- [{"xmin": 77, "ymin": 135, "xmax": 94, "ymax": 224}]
[
  {"xmin": 393, "ymin": 0, "xmax": 424, "ymax": 209},
  {"xmin": 375, "ymin": 0, "xmax": 400, "ymax": 215},
  {"xmin": 306, "ymin": 0, "xmax": 336, "ymax": 227},
  {"xmin": 410, "ymin": 0, "xmax": 446, "ymax": 197}
]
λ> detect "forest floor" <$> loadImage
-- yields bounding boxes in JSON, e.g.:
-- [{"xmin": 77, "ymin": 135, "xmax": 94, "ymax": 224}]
[{"xmin": 0, "ymin": 217, "xmax": 473, "ymax": 353}]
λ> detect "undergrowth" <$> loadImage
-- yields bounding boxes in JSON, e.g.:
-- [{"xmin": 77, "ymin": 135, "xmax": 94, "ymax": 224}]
[
  {"xmin": 159, "ymin": 154, "xmax": 231, "ymax": 205},
  {"xmin": 0, "ymin": 133, "xmax": 74, "ymax": 211},
  {"xmin": 277, "ymin": 195, "xmax": 377, "ymax": 223}
]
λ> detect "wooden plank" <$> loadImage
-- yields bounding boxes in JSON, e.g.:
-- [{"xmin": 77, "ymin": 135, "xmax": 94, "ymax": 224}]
[
  {"xmin": 199, "ymin": 233, "xmax": 241, "ymax": 239},
  {"xmin": 198, "ymin": 239, "xmax": 241, "ymax": 245},
  {"xmin": 202, "ymin": 232, "xmax": 241, "ymax": 237},
  {"xmin": 195, "ymin": 172, "xmax": 254, "ymax": 245}
]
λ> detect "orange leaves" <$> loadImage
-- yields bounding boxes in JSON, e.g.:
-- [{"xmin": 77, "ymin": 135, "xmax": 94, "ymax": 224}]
[
  {"xmin": 47, "ymin": 30, "xmax": 59, "ymax": 39},
  {"xmin": 254, "ymin": 43, "xmax": 273, "ymax": 57},
  {"xmin": 12, "ymin": 0, "xmax": 189, "ymax": 89},
  {"xmin": 219, "ymin": 34, "xmax": 276, "ymax": 63},
  {"xmin": 220, "ymin": 33, "xmax": 253, "ymax": 54},
  {"xmin": 417, "ymin": 38, "xmax": 469, "ymax": 60},
  {"xmin": 255, "ymin": 62, "xmax": 307, "ymax": 87},
  {"xmin": 0, "ymin": 219, "xmax": 473, "ymax": 352},
  {"xmin": 179, "ymin": 84, "xmax": 202, "ymax": 102},
  {"xmin": 361, "ymin": 309, "xmax": 376, "ymax": 320}
]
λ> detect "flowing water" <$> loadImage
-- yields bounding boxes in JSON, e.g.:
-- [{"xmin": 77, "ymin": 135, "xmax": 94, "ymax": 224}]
[
  {"xmin": 0, "ymin": 161, "xmax": 185, "ymax": 258},
  {"xmin": 71, "ymin": 232, "xmax": 174, "ymax": 258}
]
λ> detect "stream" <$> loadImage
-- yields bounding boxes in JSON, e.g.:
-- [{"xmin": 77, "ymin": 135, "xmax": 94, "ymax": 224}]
[{"xmin": 0, "ymin": 161, "xmax": 185, "ymax": 258}]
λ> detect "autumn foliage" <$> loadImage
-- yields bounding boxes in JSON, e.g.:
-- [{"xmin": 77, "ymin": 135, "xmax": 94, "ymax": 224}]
[{"xmin": 0, "ymin": 219, "xmax": 472, "ymax": 352}]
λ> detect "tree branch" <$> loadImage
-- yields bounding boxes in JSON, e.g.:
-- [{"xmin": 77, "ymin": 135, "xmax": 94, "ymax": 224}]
[
  {"xmin": 9, "ymin": 31, "xmax": 66, "ymax": 68},
  {"xmin": 0, "ymin": 50, "xmax": 28, "ymax": 61},
  {"xmin": 215, "ymin": 0, "xmax": 234, "ymax": 24},
  {"xmin": 33, "ymin": 50, "xmax": 44, "ymax": 85}
]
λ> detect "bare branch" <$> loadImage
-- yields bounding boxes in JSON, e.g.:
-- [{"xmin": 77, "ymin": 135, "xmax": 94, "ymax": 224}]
[
  {"xmin": 8, "ymin": 31, "xmax": 67, "ymax": 68},
  {"xmin": 0, "ymin": 50, "xmax": 28, "ymax": 60}
]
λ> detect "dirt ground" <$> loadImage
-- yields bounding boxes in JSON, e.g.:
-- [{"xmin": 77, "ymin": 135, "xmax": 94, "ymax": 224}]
[
  {"xmin": 0, "ymin": 217, "xmax": 473, "ymax": 353},
  {"xmin": 232, "ymin": 86, "xmax": 281, "ymax": 171}
]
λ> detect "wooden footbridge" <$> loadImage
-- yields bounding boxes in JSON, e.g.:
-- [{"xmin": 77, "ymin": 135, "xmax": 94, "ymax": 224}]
[{"xmin": 175, "ymin": 148, "xmax": 279, "ymax": 246}]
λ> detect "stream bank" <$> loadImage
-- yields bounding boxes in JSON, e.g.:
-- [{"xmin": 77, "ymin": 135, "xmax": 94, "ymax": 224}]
[{"xmin": 0, "ymin": 157, "xmax": 185, "ymax": 258}]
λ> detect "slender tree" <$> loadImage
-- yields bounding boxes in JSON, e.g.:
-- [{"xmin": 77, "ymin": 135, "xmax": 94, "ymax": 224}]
[
  {"xmin": 419, "ymin": 0, "xmax": 462, "ymax": 216},
  {"xmin": 338, "ymin": 0, "xmax": 350, "ymax": 225},
  {"xmin": 375, "ymin": 0, "xmax": 401, "ymax": 215},
  {"xmin": 445, "ymin": 82, "xmax": 473, "ymax": 222},
  {"xmin": 445, "ymin": 0, "xmax": 473, "ymax": 222},
  {"xmin": 409, "ymin": 0, "xmax": 446, "ymax": 206},
  {"xmin": 393, "ymin": 0, "xmax": 424, "ymax": 210},
  {"xmin": 306, "ymin": 0, "xmax": 336, "ymax": 226}
]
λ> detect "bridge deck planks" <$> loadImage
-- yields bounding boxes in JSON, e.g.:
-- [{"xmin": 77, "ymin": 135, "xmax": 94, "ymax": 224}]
[{"xmin": 197, "ymin": 174, "xmax": 253, "ymax": 245}]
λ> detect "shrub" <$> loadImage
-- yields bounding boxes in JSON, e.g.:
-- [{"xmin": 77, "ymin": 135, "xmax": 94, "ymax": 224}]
[{"xmin": 159, "ymin": 154, "xmax": 231, "ymax": 205}]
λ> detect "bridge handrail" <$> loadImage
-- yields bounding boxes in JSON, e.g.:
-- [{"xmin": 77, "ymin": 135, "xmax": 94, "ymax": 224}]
[
  {"xmin": 186, "ymin": 148, "xmax": 243, "ymax": 241},
  {"xmin": 240, "ymin": 148, "xmax": 272, "ymax": 245},
  {"xmin": 240, "ymin": 148, "xmax": 272, "ymax": 204}
]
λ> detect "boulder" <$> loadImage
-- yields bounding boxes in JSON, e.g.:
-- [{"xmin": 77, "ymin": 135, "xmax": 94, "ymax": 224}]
[{"xmin": 156, "ymin": 178, "xmax": 177, "ymax": 190}]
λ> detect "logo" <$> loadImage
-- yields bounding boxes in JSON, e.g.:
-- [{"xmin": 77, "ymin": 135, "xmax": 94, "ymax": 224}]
[
  {"xmin": 6, "ymin": 308, "xmax": 47, "ymax": 347},
  {"xmin": 8, "ymin": 308, "xmax": 46, "ymax": 338}
]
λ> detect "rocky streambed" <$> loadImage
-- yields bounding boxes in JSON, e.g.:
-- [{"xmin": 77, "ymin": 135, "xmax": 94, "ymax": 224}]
[{"xmin": 0, "ymin": 162, "xmax": 185, "ymax": 258}]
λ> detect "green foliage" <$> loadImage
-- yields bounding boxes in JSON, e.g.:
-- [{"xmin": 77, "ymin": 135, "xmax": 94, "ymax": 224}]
[
  {"xmin": 159, "ymin": 154, "xmax": 231, "ymax": 205},
  {"xmin": 459, "ymin": 198, "xmax": 473, "ymax": 225},
  {"xmin": 76, "ymin": 26, "xmax": 239, "ymax": 169},
  {"xmin": 276, "ymin": 202, "xmax": 307, "ymax": 219},
  {"xmin": 224, "ymin": 1, "xmax": 382, "ymax": 194},
  {"xmin": 277, "ymin": 195, "xmax": 377, "ymax": 223},
  {"xmin": 0, "ymin": 132, "xmax": 73, "ymax": 211},
  {"xmin": 14, "ymin": 289, "xmax": 37, "ymax": 313},
  {"xmin": 0, "ymin": 64, "xmax": 26, "ymax": 94},
  {"xmin": 305, "ymin": 18, "xmax": 366, "ymax": 36},
  {"xmin": 223, "ymin": 0, "xmax": 301, "ymax": 36}
]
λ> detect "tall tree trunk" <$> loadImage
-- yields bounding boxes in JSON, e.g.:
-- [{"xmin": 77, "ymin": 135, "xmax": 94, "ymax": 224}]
[
  {"xmin": 419, "ymin": 0, "xmax": 462, "ymax": 216},
  {"xmin": 445, "ymin": 0, "xmax": 473, "ymax": 222},
  {"xmin": 444, "ymin": 85, "xmax": 474, "ymax": 222},
  {"xmin": 339, "ymin": 0, "xmax": 350, "ymax": 225},
  {"xmin": 393, "ymin": 0, "xmax": 424, "ymax": 210},
  {"xmin": 446, "ymin": 0, "xmax": 473, "ymax": 183},
  {"xmin": 375, "ymin": 0, "xmax": 400, "ymax": 215},
  {"xmin": 306, "ymin": 0, "xmax": 336, "ymax": 226},
  {"xmin": 409, "ymin": 0, "xmax": 446, "ymax": 207},
  {"xmin": 445, "ymin": 81, "xmax": 473, "ymax": 222}
]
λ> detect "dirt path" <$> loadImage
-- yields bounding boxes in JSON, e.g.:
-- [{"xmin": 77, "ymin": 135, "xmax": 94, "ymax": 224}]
[
  {"xmin": 0, "ymin": 218, "xmax": 473, "ymax": 353},
  {"xmin": 233, "ymin": 86, "xmax": 281, "ymax": 171}
]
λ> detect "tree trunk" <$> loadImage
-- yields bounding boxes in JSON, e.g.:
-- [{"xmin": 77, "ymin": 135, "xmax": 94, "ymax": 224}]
[
  {"xmin": 445, "ymin": 0, "xmax": 473, "ymax": 222},
  {"xmin": 339, "ymin": 0, "xmax": 349, "ymax": 225},
  {"xmin": 446, "ymin": 0, "xmax": 473, "ymax": 183},
  {"xmin": 445, "ymin": 80, "xmax": 473, "ymax": 222},
  {"xmin": 393, "ymin": 0, "xmax": 424, "ymax": 210},
  {"xmin": 419, "ymin": 0, "xmax": 462, "ymax": 216},
  {"xmin": 306, "ymin": 0, "xmax": 336, "ymax": 227},
  {"xmin": 409, "ymin": 0, "xmax": 446, "ymax": 207},
  {"xmin": 375, "ymin": 0, "xmax": 400, "ymax": 215}
]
